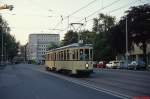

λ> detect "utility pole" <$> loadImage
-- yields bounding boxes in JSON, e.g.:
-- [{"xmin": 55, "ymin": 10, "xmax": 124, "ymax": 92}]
[
  {"xmin": 125, "ymin": 17, "xmax": 128, "ymax": 68},
  {"xmin": 0, "ymin": 4, "xmax": 13, "ymax": 65},
  {"xmin": 24, "ymin": 44, "xmax": 27, "ymax": 63},
  {"xmin": 1, "ymin": 31, "xmax": 4, "ymax": 65}
]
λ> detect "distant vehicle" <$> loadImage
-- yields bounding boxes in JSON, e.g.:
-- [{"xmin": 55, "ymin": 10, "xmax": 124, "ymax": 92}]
[
  {"xmin": 12, "ymin": 56, "xmax": 24, "ymax": 64},
  {"xmin": 93, "ymin": 61, "xmax": 97, "ymax": 68},
  {"xmin": 96, "ymin": 61, "xmax": 106, "ymax": 68},
  {"xmin": 148, "ymin": 65, "xmax": 150, "ymax": 71},
  {"xmin": 106, "ymin": 61, "xmax": 118, "ymax": 69},
  {"xmin": 119, "ymin": 61, "xmax": 129, "ymax": 69},
  {"xmin": 116, "ymin": 61, "xmax": 125, "ymax": 69},
  {"xmin": 128, "ymin": 61, "xmax": 138, "ymax": 70},
  {"xmin": 128, "ymin": 61, "xmax": 145, "ymax": 70}
]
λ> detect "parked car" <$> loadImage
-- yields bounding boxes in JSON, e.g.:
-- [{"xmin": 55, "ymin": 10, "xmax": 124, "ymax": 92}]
[
  {"xmin": 106, "ymin": 61, "xmax": 119, "ymax": 69},
  {"xmin": 119, "ymin": 61, "xmax": 130, "ymax": 69},
  {"xmin": 148, "ymin": 65, "xmax": 150, "ymax": 71},
  {"xmin": 96, "ymin": 61, "xmax": 106, "ymax": 68},
  {"xmin": 128, "ymin": 61, "xmax": 145, "ymax": 70},
  {"xmin": 93, "ymin": 61, "xmax": 97, "ymax": 68}
]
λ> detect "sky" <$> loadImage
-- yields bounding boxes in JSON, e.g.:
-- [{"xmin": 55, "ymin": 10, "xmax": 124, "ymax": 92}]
[{"xmin": 0, "ymin": 0, "xmax": 149, "ymax": 45}]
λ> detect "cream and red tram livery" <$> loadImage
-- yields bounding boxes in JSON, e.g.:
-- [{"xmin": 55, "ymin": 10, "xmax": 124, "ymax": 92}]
[{"xmin": 45, "ymin": 43, "xmax": 93, "ymax": 75}]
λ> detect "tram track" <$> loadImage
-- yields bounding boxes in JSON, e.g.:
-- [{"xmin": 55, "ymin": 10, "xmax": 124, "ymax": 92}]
[
  {"xmin": 22, "ymin": 64, "xmax": 150, "ymax": 98},
  {"xmin": 24, "ymin": 65, "xmax": 131, "ymax": 99},
  {"xmin": 79, "ymin": 77, "xmax": 150, "ymax": 97}
]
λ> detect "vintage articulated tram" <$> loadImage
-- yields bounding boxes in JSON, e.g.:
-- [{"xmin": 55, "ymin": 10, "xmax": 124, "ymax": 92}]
[{"xmin": 45, "ymin": 43, "xmax": 93, "ymax": 75}]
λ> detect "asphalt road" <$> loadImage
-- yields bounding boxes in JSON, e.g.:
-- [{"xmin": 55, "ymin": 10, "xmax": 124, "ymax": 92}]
[
  {"xmin": 81, "ymin": 68, "xmax": 150, "ymax": 98},
  {"xmin": 0, "ymin": 64, "xmax": 120, "ymax": 99}
]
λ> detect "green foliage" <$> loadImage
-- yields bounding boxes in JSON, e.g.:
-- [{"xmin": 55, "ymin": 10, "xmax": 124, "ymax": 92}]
[
  {"xmin": 61, "ymin": 30, "xmax": 78, "ymax": 46},
  {"xmin": 80, "ymin": 30, "xmax": 96, "ymax": 44},
  {"xmin": 47, "ymin": 42, "xmax": 59, "ymax": 50},
  {"xmin": 109, "ymin": 4, "xmax": 150, "ymax": 67},
  {"xmin": 93, "ymin": 13, "xmax": 116, "ymax": 61},
  {"xmin": 0, "ymin": 15, "xmax": 19, "ymax": 61},
  {"xmin": 61, "ymin": 30, "xmax": 96, "ymax": 47},
  {"xmin": 93, "ymin": 13, "xmax": 115, "ymax": 33},
  {"xmin": 109, "ymin": 24, "xmax": 126, "ymax": 54},
  {"xmin": 127, "ymin": 4, "xmax": 150, "ymax": 67}
]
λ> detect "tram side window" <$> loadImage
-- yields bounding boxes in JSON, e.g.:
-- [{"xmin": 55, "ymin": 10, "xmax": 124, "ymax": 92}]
[
  {"xmin": 90, "ymin": 49, "xmax": 93, "ymax": 60},
  {"xmin": 54, "ymin": 53, "xmax": 56, "ymax": 61},
  {"xmin": 80, "ymin": 49, "xmax": 89, "ymax": 60},
  {"xmin": 72, "ymin": 50, "xmax": 75, "ymax": 60},
  {"xmin": 61, "ymin": 51, "xmax": 63, "ymax": 61},
  {"xmin": 59, "ymin": 52, "xmax": 61, "ymax": 61},
  {"xmin": 76, "ymin": 49, "xmax": 78, "ymax": 60},
  {"xmin": 80, "ymin": 49, "xmax": 84, "ymax": 60},
  {"xmin": 59, "ymin": 52, "xmax": 61, "ymax": 60},
  {"xmin": 64, "ymin": 50, "xmax": 66, "ymax": 60},
  {"xmin": 67, "ymin": 50, "xmax": 70, "ymax": 61},
  {"xmin": 85, "ymin": 49, "xmax": 89, "ymax": 60},
  {"xmin": 51, "ymin": 53, "xmax": 54, "ymax": 61},
  {"xmin": 57, "ymin": 52, "xmax": 59, "ymax": 61},
  {"xmin": 46, "ymin": 54, "xmax": 50, "ymax": 60},
  {"xmin": 50, "ymin": 53, "xmax": 52, "ymax": 61},
  {"xmin": 53, "ymin": 53, "xmax": 55, "ymax": 61}
]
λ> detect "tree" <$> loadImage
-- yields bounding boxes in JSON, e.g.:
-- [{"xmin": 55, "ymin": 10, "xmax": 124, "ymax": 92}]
[
  {"xmin": 61, "ymin": 29, "xmax": 96, "ymax": 47},
  {"xmin": 80, "ymin": 30, "xmax": 96, "ymax": 44},
  {"xmin": 93, "ymin": 13, "xmax": 116, "ymax": 61},
  {"xmin": 47, "ymin": 42, "xmax": 59, "ymax": 50},
  {"xmin": 0, "ymin": 15, "xmax": 19, "ymax": 61},
  {"xmin": 109, "ymin": 24, "xmax": 126, "ymax": 55},
  {"xmin": 127, "ymin": 4, "xmax": 150, "ymax": 68},
  {"xmin": 61, "ymin": 30, "xmax": 78, "ymax": 46},
  {"xmin": 112, "ymin": 4, "xmax": 150, "ymax": 68},
  {"xmin": 93, "ymin": 13, "xmax": 115, "ymax": 33}
]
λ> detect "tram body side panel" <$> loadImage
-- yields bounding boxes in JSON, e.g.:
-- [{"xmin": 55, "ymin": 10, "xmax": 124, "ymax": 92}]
[
  {"xmin": 54, "ymin": 61, "xmax": 73, "ymax": 71},
  {"xmin": 54, "ymin": 61, "xmax": 93, "ymax": 74},
  {"xmin": 45, "ymin": 61, "xmax": 55, "ymax": 69},
  {"xmin": 72, "ymin": 61, "xmax": 93, "ymax": 74}
]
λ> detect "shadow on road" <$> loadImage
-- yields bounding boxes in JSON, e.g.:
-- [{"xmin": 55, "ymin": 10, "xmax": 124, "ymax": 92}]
[{"xmin": 0, "ymin": 65, "xmax": 6, "ymax": 70}]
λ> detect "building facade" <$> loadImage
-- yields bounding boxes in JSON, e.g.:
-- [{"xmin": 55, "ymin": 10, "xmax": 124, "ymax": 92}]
[
  {"xmin": 129, "ymin": 40, "xmax": 150, "ymax": 65},
  {"xmin": 27, "ymin": 34, "xmax": 60, "ymax": 63}
]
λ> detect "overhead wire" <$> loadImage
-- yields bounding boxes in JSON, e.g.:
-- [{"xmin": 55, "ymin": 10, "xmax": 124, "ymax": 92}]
[
  {"xmin": 68, "ymin": 0, "xmax": 97, "ymax": 17},
  {"xmin": 83, "ymin": 0, "xmax": 141, "ymax": 30},
  {"xmin": 53, "ymin": 0, "xmax": 144, "ymax": 32},
  {"xmin": 78, "ymin": 0, "xmax": 121, "ymax": 22},
  {"xmin": 53, "ymin": 0, "xmax": 98, "ymax": 29},
  {"xmin": 108, "ymin": 0, "xmax": 139, "ymax": 14},
  {"xmin": 60, "ymin": 0, "xmax": 122, "ymax": 32},
  {"xmin": 61, "ymin": 0, "xmax": 139, "ymax": 32}
]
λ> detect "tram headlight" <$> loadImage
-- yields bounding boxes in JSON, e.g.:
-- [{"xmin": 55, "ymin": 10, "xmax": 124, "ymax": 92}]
[{"xmin": 85, "ymin": 63, "xmax": 89, "ymax": 68}]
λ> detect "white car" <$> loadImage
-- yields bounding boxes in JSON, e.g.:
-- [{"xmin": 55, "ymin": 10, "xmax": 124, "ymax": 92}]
[{"xmin": 106, "ymin": 61, "xmax": 119, "ymax": 69}]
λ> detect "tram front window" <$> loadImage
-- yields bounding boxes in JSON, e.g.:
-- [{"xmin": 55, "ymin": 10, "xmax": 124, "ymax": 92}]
[
  {"xmin": 85, "ymin": 49, "xmax": 89, "ymax": 60},
  {"xmin": 80, "ymin": 49, "xmax": 89, "ymax": 61}
]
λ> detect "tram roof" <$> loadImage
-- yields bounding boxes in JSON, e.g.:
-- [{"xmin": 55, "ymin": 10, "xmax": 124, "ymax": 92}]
[{"xmin": 49, "ymin": 43, "xmax": 92, "ymax": 52}]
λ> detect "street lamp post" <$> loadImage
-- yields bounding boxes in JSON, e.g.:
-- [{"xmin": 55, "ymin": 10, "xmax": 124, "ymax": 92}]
[
  {"xmin": 125, "ymin": 17, "xmax": 129, "ymax": 68},
  {"xmin": 0, "ymin": 4, "xmax": 13, "ymax": 65},
  {"xmin": 1, "ymin": 31, "xmax": 4, "ymax": 65}
]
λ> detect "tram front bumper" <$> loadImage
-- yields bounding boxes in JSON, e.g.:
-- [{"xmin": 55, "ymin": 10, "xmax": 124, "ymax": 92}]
[{"xmin": 76, "ymin": 69, "xmax": 93, "ymax": 75}]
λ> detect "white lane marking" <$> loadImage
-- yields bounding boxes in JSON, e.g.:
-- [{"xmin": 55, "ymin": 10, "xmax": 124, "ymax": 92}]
[{"xmin": 26, "ymin": 66, "xmax": 131, "ymax": 99}]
